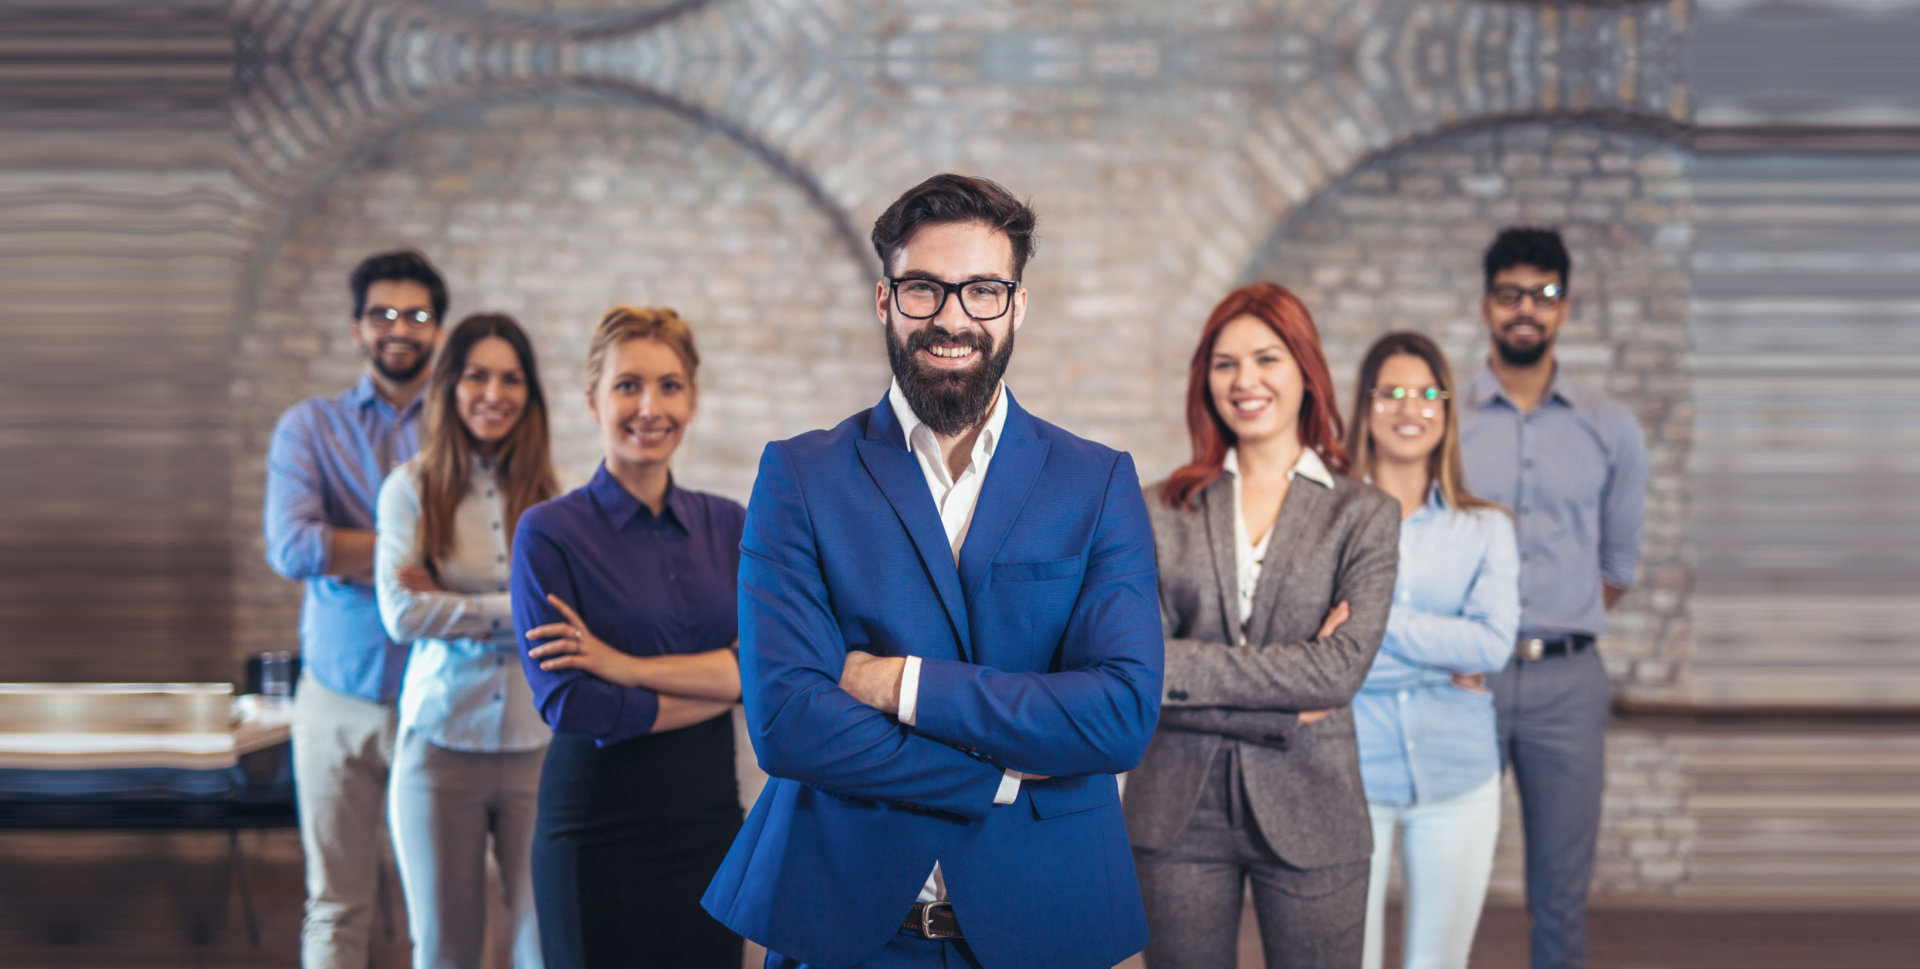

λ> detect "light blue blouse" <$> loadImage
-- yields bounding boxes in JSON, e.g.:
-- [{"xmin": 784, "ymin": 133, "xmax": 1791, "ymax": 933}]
[
  {"xmin": 375, "ymin": 457, "xmax": 553, "ymax": 753},
  {"xmin": 1355, "ymin": 487, "xmax": 1519, "ymax": 806}
]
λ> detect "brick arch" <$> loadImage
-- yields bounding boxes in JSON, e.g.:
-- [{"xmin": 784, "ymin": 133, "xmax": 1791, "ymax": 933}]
[
  {"xmin": 230, "ymin": 88, "xmax": 893, "ymax": 671},
  {"xmin": 410, "ymin": 0, "xmax": 716, "ymax": 36},
  {"xmin": 1240, "ymin": 113, "xmax": 1695, "ymax": 896},
  {"xmin": 1241, "ymin": 114, "xmax": 1691, "ymax": 693},
  {"xmin": 239, "ymin": 79, "xmax": 872, "ymax": 324}
]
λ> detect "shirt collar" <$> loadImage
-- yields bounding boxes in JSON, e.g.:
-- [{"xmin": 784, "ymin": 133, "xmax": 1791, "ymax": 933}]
[
  {"xmin": 349, "ymin": 373, "xmax": 424, "ymax": 419},
  {"xmin": 1223, "ymin": 445, "xmax": 1335, "ymax": 490},
  {"xmin": 1470, "ymin": 364, "xmax": 1578, "ymax": 410},
  {"xmin": 887, "ymin": 378, "xmax": 1009, "ymax": 466},
  {"xmin": 587, "ymin": 463, "xmax": 689, "ymax": 533}
]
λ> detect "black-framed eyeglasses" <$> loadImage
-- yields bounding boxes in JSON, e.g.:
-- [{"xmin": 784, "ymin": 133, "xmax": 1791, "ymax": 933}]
[
  {"xmin": 887, "ymin": 276, "xmax": 1019, "ymax": 321},
  {"xmin": 363, "ymin": 306, "xmax": 437, "ymax": 329},
  {"xmin": 1486, "ymin": 283, "xmax": 1563, "ymax": 309}
]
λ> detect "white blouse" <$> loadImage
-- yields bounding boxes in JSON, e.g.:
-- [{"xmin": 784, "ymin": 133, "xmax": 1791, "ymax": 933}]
[
  {"xmin": 375, "ymin": 456, "xmax": 556, "ymax": 752},
  {"xmin": 1222, "ymin": 447, "xmax": 1336, "ymax": 644}
]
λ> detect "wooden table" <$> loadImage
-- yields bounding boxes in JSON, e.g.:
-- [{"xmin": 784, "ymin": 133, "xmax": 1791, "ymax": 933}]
[{"xmin": 0, "ymin": 705, "xmax": 291, "ymax": 771}]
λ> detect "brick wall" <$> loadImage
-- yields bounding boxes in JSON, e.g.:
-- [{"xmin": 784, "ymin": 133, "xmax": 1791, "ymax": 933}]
[{"xmin": 224, "ymin": 0, "xmax": 1713, "ymax": 899}]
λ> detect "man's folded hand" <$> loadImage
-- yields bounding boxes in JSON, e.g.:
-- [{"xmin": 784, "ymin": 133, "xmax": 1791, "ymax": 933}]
[{"xmin": 839, "ymin": 650, "xmax": 906, "ymax": 715}]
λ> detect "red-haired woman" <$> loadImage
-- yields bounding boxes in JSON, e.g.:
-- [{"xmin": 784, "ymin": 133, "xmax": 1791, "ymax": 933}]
[{"xmin": 1124, "ymin": 283, "xmax": 1401, "ymax": 968}]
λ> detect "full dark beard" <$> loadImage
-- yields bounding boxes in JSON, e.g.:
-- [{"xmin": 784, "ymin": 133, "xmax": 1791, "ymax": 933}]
[
  {"xmin": 369, "ymin": 338, "xmax": 429, "ymax": 383},
  {"xmin": 885, "ymin": 318, "xmax": 1014, "ymax": 437},
  {"xmin": 1492, "ymin": 321, "xmax": 1551, "ymax": 367}
]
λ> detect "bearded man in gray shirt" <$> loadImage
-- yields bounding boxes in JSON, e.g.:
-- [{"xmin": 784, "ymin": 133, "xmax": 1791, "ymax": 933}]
[{"xmin": 1459, "ymin": 227, "xmax": 1649, "ymax": 969}]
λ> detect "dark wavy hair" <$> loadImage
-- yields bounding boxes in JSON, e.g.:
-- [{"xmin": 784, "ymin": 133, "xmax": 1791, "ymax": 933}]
[
  {"xmin": 871, "ymin": 173, "xmax": 1038, "ymax": 280},
  {"xmin": 1483, "ymin": 226, "xmax": 1571, "ymax": 290},
  {"xmin": 349, "ymin": 249, "xmax": 449, "ymax": 322},
  {"xmin": 1162, "ymin": 283, "xmax": 1349, "ymax": 509}
]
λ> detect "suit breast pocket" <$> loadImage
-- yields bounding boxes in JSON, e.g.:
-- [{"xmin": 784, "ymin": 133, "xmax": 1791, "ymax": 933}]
[{"xmin": 992, "ymin": 556, "xmax": 1082, "ymax": 583}]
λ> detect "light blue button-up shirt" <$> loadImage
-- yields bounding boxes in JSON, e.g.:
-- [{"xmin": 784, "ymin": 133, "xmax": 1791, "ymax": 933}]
[
  {"xmin": 1355, "ymin": 488, "xmax": 1519, "ymax": 806},
  {"xmin": 375, "ymin": 457, "xmax": 553, "ymax": 752},
  {"xmin": 1460, "ymin": 367, "xmax": 1648, "ymax": 638},
  {"xmin": 262, "ymin": 375, "xmax": 421, "ymax": 702}
]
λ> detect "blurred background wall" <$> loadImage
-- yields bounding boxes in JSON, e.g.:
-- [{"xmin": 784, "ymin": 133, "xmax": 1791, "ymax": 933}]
[{"xmin": 6, "ymin": 0, "xmax": 1915, "ymax": 909}]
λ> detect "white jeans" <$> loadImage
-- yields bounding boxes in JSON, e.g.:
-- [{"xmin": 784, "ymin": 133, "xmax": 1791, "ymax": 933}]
[{"xmin": 1362, "ymin": 773, "xmax": 1502, "ymax": 969}]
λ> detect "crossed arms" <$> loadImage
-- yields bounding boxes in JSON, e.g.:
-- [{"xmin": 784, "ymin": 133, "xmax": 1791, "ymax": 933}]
[{"xmin": 738, "ymin": 442, "xmax": 1164, "ymax": 821}]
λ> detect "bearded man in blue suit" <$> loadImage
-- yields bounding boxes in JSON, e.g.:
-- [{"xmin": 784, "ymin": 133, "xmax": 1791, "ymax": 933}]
[{"xmin": 702, "ymin": 174, "xmax": 1165, "ymax": 969}]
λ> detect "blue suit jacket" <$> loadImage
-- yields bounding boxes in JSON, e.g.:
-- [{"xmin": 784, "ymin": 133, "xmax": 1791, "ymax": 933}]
[{"xmin": 702, "ymin": 392, "xmax": 1164, "ymax": 969}]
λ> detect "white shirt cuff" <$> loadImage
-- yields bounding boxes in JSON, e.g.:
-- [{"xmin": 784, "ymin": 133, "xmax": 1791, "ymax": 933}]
[
  {"xmin": 993, "ymin": 770, "xmax": 1022, "ymax": 806},
  {"xmin": 897, "ymin": 655, "xmax": 922, "ymax": 726}
]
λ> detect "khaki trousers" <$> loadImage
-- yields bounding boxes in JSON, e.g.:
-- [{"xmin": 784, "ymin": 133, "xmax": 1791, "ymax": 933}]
[
  {"xmin": 388, "ymin": 726, "xmax": 545, "ymax": 969},
  {"xmin": 292, "ymin": 672, "xmax": 399, "ymax": 969}
]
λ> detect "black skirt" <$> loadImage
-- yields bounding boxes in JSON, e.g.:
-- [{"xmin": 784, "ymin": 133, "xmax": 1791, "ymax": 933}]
[{"xmin": 532, "ymin": 711, "xmax": 742, "ymax": 969}]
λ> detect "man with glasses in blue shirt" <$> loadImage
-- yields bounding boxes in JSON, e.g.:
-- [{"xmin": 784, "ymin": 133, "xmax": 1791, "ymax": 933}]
[
  {"xmin": 263, "ymin": 250, "xmax": 447, "ymax": 969},
  {"xmin": 1460, "ymin": 227, "xmax": 1649, "ymax": 969}
]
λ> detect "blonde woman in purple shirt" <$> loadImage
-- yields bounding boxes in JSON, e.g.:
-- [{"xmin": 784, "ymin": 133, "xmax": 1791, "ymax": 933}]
[
  {"xmin": 1348, "ymin": 331, "xmax": 1519, "ymax": 969},
  {"xmin": 511, "ymin": 307, "xmax": 744, "ymax": 969}
]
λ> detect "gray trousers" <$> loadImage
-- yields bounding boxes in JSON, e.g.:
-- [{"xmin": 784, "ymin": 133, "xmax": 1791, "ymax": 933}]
[
  {"xmin": 291, "ymin": 672, "xmax": 399, "ymax": 969},
  {"xmin": 1135, "ymin": 751, "xmax": 1369, "ymax": 969},
  {"xmin": 1489, "ymin": 644, "xmax": 1611, "ymax": 969},
  {"xmin": 389, "ymin": 726, "xmax": 545, "ymax": 969}
]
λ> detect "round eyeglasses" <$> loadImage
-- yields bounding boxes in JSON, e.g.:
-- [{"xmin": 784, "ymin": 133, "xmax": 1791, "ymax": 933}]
[
  {"xmin": 1369, "ymin": 385, "xmax": 1451, "ymax": 417},
  {"xmin": 363, "ymin": 306, "xmax": 437, "ymax": 329},
  {"xmin": 888, "ymin": 276, "xmax": 1018, "ymax": 321}
]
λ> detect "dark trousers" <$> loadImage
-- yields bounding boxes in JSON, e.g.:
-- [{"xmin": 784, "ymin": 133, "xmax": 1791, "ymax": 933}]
[
  {"xmin": 1134, "ymin": 750, "xmax": 1368, "ymax": 969},
  {"xmin": 1490, "ymin": 644, "xmax": 1611, "ymax": 969},
  {"xmin": 532, "ymin": 716, "xmax": 742, "ymax": 969}
]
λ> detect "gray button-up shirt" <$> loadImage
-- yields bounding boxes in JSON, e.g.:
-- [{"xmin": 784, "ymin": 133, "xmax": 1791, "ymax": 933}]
[{"xmin": 1460, "ymin": 367, "xmax": 1648, "ymax": 639}]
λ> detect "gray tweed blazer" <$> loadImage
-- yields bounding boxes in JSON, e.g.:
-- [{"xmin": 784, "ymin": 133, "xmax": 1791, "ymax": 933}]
[{"xmin": 1123, "ymin": 467, "xmax": 1399, "ymax": 869}]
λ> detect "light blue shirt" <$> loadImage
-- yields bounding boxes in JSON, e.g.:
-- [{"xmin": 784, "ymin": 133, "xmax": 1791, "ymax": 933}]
[
  {"xmin": 1460, "ymin": 367, "xmax": 1648, "ymax": 638},
  {"xmin": 1355, "ymin": 488, "xmax": 1519, "ymax": 807},
  {"xmin": 375, "ymin": 457, "xmax": 553, "ymax": 752},
  {"xmin": 262, "ymin": 375, "xmax": 420, "ymax": 702}
]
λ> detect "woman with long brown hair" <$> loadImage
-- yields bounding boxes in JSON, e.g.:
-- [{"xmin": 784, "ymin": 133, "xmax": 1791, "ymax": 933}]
[
  {"xmin": 375, "ymin": 312, "xmax": 561, "ymax": 968},
  {"xmin": 1125, "ymin": 282, "xmax": 1400, "ymax": 968},
  {"xmin": 1347, "ymin": 332, "xmax": 1517, "ymax": 969}
]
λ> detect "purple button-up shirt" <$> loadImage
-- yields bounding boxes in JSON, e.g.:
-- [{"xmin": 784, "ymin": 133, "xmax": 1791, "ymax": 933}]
[
  {"xmin": 262, "ymin": 375, "xmax": 421, "ymax": 701},
  {"xmin": 511, "ymin": 465, "xmax": 745, "ymax": 745}
]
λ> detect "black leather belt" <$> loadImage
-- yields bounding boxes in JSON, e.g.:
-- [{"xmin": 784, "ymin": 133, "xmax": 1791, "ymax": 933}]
[
  {"xmin": 901, "ymin": 900, "xmax": 963, "ymax": 940},
  {"xmin": 1515, "ymin": 634, "xmax": 1595, "ymax": 662}
]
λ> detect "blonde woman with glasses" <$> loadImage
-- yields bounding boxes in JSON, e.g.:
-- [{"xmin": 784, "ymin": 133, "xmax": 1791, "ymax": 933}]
[{"xmin": 1348, "ymin": 331, "xmax": 1519, "ymax": 969}]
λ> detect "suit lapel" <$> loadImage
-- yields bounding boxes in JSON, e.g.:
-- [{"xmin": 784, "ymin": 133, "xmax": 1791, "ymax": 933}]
[
  {"xmin": 1200, "ymin": 478, "xmax": 1241, "ymax": 646},
  {"xmin": 1247, "ymin": 475, "xmax": 1329, "ymax": 648},
  {"xmin": 956, "ymin": 394, "xmax": 1050, "ymax": 610},
  {"xmin": 855, "ymin": 396, "xmax": 972, "ymax": 655}
]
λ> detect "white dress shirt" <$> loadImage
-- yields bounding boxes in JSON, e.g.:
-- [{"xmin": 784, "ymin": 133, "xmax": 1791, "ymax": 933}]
[
  {"xmin": 884, "ymin": 379, "xmax": 1023, "ymax": 903},
  {"xmin": 1223, "ymin": 446, "xmax": 1336, "ymax": 643},
  {"xmin": 375, "ymin": 456, "xmax": 554, "ymax": 752}
]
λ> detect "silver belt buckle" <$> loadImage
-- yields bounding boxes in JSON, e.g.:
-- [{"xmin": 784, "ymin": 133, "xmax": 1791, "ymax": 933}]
[
  {"xmin": 1519, "ymin": 638, "xmax": 1545, "ymax": 662},
  {"xmin": 920, "ymin": 900, "xmax": 953, "ymax": 939}
]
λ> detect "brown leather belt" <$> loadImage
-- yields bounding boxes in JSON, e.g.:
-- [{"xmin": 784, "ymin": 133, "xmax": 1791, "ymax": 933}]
[{"xmin": 900, "ymin": 900, "xmax": 963, "ymax": 940}]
